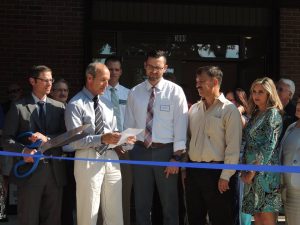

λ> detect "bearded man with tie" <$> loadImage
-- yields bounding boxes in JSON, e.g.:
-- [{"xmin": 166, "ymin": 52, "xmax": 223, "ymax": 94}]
[
  {"xmin": 65, "ymin": 62, "xmax": 124, "ymax": 225},
  {"xmin": 2, "ymin": 65, "xmax": 66, "ymax": 225},
  {"xmin": 124, "ymin": 50, "xmax": 188, "ymax": 225}
]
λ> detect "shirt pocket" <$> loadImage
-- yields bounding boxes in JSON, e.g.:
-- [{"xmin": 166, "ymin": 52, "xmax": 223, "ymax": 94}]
[
  {"xmin": 156, "ymin": 101, "xmax": 174, "ymax": 124},
  {"xmin": 205, "ymin": 115, "xmax": 224, "ymax": 139}
]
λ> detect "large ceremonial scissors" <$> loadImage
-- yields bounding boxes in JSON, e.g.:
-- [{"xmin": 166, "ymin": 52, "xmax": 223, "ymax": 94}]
[{"xmin": 14, "ymin": 124, "xmax": 90, "ymax": 178}]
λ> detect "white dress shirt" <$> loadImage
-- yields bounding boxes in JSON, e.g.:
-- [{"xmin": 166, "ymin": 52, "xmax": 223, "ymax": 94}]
[
  {"xmin": 124, "ymin": 78, "xmax": 188, "ymax": 152},
  {"xmin": 103, "ymin": 83, "xmax": 130, "ymax": 131},
  {"xmin": 32, "ymin": 93, "xmax": 47, "ymax": 114}
]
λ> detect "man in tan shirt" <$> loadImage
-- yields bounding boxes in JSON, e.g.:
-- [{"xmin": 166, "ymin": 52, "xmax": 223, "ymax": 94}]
[{"xmin": 185, "ymin": 66, "xmax": 242, "ymax": 225}]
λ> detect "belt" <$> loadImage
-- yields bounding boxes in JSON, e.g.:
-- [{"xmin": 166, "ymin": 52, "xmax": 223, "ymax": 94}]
[
  {"xmin": 135, "ymin": 141, "xmax": 172, "ymax": 149},
  {"xmin": 189, "ymin": 160, "xmax": 224, "ymax": 164}
]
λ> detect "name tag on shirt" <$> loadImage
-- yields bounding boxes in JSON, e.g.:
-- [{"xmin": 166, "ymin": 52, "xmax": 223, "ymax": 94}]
[
  {"xmin": 119, "ymin": 99, "xmax": 127, "ymax": 105},
  {"xmin": 160, "ymin": 105, "xmax": 170, "ymax": 112}
]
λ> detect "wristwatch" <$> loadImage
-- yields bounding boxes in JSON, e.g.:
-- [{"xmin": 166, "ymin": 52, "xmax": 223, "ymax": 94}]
[{"xmin": 171, "ymin": 154, "xmax": 183, "ymax": 162}]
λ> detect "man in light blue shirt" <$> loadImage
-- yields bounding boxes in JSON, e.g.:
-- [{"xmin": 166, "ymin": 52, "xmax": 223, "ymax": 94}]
[
  {"xmin": 103, "ymin": 56, "xmax": 129, "ymax": 132},
  {"xmin": 124, "ymin": 50, "xmax": 188, "ymax": 225},
  {"xmin": 102, "ymin": 56, "xmax": 132, "ymax": 225},
  {"xmin": 65, "ymin": 62, "xmax": 123, "ymax": 225}
]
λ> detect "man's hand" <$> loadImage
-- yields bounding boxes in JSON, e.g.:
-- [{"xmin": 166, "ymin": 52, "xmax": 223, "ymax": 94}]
[
  {"xmin": 164, "ymin": 150, "xmax": 184, "ymax": 178},
  {"xmin": 164, "ymin": 159, "xmax": 179, "ymax": 178},
  {"xmin": 23, "ymin": 148, "xmax": 37, "ymax": 163},
  {"xmin": 126, "ymin": 136, "xmax": 136, "ymax": 145},
  {"xmin": 28, "ymin": 132, "xmax": 48, "ymax": 144},
  {"xmin": 101, "ymin": 132, "xmax": 121, "ymax": 145},
  {"xmin": 218, "ymin": 178, "xmax": 230, "ymax": 194},
  {"xmin": 114, "ymin": 145, "xmax": 126, "ymax": 156}
]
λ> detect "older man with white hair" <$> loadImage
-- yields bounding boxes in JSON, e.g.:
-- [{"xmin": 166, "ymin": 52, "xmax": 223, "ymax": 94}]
[{"xmin": 277, "ymin": 78, "xmax": 297, "ymax": 136}]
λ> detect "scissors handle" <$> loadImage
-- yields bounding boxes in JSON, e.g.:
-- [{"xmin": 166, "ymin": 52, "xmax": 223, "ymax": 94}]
[
  {"xmin": 14, "ymin": 132, "xmax": 44, "ymax": 178},
  {"xmin": 13, "ymin": 151, "xmax": 43, "ymax": 178}
]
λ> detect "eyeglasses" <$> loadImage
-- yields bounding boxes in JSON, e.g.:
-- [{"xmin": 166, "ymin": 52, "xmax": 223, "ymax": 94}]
[
  {"xmin": 35, "ymin": 77, "xmax": 55, "ymax": 84},
  {"xmin": 8, "ymin": 88, "xmax": 21, "ymax": 94},
  {"xmin": 145, "ymin": 64, "xmax": 165, "ymax": 72}
]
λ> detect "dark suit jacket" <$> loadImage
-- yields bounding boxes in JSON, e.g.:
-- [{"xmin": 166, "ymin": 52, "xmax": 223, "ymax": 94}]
[{"xmin": 2, "ymin": 94, "xmax": 66, "ymax": 187}]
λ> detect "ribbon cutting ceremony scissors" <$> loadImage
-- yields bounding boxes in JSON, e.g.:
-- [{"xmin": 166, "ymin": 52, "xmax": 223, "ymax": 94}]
[{"xmin": 14, "ymin": 124, "xmax": 90, "ymax": 178}]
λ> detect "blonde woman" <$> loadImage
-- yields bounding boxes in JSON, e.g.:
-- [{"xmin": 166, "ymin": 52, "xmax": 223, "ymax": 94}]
[
  {"xmin": 280, "ymin": 95, "xmax": 300, "ymax": 225},
  {"xmin": 241, "ymin": 77, "xmax": 283, "ymax": 225}
]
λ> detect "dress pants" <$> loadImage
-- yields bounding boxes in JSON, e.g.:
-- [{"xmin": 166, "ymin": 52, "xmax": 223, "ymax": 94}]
[
  {"xmin": 97, "ymin": 151, "xmax": 132, "ymax": 225},
  {"xmin": 186, "ymin": 167, "xmax": 234, "ymax": 225},
  {"xmin": 130, "ymin": 144, "xmax": 178, "ymax": 225},
  {"xmin": 17, "ymin": 162, "xmax": 63, "ymax": 225},
  {"xmin": 151, "ymin": 170, "xmax": 187, "ymax": 225},
  {"xmin": 285, "ymin": 188, "xmax": 300, "ymax": 225},
  {"xmin": 75, "ymin": 149, "xmax": 123, "ymax": 225}
]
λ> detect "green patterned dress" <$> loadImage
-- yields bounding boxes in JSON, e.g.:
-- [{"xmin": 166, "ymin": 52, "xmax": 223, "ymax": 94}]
[{"xmin": 242, "ymin": 108, "xmax": 282, "ymax": 215}]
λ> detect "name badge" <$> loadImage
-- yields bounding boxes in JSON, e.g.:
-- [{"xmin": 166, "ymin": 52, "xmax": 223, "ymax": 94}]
[
  {"xmin": 160, "ymin": 105, "xmax": 170, "ymax": 112},
  {"xmin": 119, "ymin": 99, "xmax": 127, "ymax": 105}
]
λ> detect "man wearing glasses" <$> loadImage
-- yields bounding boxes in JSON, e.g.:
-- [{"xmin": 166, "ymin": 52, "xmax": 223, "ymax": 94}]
[
  {"xmin": 50, "ymin": 78, "xmax": 69, "ymax": 105},
  {"xmin": 124, "ymin": 50, "xmax": 188, "ymax": 225},
  {"xmin": 2, "ymin": 65, "xmax": 66, "ymax": 225}
]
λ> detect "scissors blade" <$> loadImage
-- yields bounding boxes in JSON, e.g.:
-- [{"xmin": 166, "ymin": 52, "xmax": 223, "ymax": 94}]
[{"xmin": 39, "ymin": 124, "xmax": 91, "ymax": 153}]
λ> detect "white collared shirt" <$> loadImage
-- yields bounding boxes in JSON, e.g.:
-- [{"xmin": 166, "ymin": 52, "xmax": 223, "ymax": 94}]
[
  {"xmin": 32, "ymin": 93, "xmax": 47, "ymax": 114},
  {"xmin": 124, "ymin": 78, "xmax": 188, "ymax": 152},
  {"xmin": 103, "ymin": 83, "xmax": 130, "ymax": 131}
]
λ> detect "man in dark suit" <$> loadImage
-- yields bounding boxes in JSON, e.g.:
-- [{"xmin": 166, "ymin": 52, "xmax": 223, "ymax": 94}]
[{"xmin": 2, "ymin": 65, "xmax": 66, "ymax": 225}]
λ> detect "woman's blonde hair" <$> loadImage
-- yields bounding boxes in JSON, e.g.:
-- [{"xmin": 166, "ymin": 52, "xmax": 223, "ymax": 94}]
[{"xmin": 248, "ymin": 77, "xmax": 283, "ymax": 115}]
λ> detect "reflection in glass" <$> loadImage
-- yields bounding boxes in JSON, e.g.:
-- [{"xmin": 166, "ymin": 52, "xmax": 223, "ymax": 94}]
[
  {"xmin": 166, "ymin": 68, "xmax": 174, "ymax": 74},
  {"xmin": 99, "ymin": 43, "xmax": 114, "ymax": 55},
  {"xmin": 225, "ymin": 45, "xmax": 239, "ymax": 58},
  {"xmin": 197, "ymin": 44, "xmax": 216, "ymax": 58}
]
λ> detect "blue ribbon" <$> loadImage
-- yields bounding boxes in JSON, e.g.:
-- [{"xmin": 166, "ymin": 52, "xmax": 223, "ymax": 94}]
[{"xmin": 1, "ymin": 150, "xmax": 300, "ymax": 173}]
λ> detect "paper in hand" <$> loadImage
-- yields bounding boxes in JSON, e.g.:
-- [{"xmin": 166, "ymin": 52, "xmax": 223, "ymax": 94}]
[{"xmin": 108, "ymin": 128, "xmax": 144, "ymax": 149}]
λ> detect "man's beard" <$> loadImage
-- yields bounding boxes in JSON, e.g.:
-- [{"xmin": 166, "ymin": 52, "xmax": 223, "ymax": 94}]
[{"xmin": 148, "ymin": 76, "xmax": 160, "ymax": 81}]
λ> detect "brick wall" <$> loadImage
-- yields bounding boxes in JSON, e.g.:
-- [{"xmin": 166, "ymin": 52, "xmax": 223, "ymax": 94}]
[
  {"xmin": 1, "ymin": 2, "xmax": 299, "ymax": 102},
  {"xmin": 0, "ymin": 0, "xmax": 86, "ymax": 102},
  {"xmin": 280, "ymin": 8, "xmax": 300, "ymax": 99}
]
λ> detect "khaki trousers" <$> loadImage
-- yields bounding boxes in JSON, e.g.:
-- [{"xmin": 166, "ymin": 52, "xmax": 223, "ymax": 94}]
[{"xmin": 75, "ymin": 149, "xmax": 123, "ymax": 225}]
